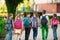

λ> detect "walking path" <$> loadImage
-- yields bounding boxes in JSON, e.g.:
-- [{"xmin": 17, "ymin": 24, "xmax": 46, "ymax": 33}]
[{"xmin": 12, "ymin": 24, "xmax": 60, "ymax": 40}]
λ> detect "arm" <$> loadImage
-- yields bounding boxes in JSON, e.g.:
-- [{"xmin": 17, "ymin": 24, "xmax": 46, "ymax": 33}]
[
  {"xmin": 40, "ymin": 16, "xmax": 42, "ymax": 28},
  {"xmin": 12, "ymin": 20, "xmax": 15, "ymax": 31},
  {"xmin": 22, "ymin": 17, "xmax": 25, "ymax": 31},
  {"xmin": 46, "ymin": 16, "xmax": 50, "ymax": 28}
]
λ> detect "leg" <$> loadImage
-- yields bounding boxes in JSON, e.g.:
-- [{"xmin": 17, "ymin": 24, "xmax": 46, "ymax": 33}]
[
  {"xmin": 25, "ymin": 28, "xmax": 27, "ymax": 40},
  {"xmin": 7, "ymin": 31, "xmax": 12, "ymax": 40},
  {"xmin": 18, "ymin": 29, "xmax": 22, "ymax": 40},
  {"xmin": 45, "ymin": 25, "xmax": 48, "ymax": 40},
  {"xmin": 18, "ymin": 34, "xmax": 21, "ymax": 40},
  {"xmin": 53, "ymin": 27, "xmax": 57, "ymax": 40},
  {"xmin": 33, "ymin": 27, "xmax": 38, "ymax": 40},
  {"xmin": 55, "ymin": 27, "xmax": 58, "ymax": 40},
  {"xmin": 42, "ymin": 26, "xmax": 45, "ymax": 40},
  {"xmin": 25, "ymin": 27, "xmax": 31, "ymax": 40},
  {"xmin": 4, "ymin": 33, "xmax": 8, "ymax": 40},
  {"xmin": 16, "ymin": 34, "xmax": 19, "ymax": 40}
]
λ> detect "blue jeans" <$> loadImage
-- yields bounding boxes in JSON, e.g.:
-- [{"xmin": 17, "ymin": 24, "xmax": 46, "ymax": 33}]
[
  {"xmin": 5, "ymin": 31, "xmax": 12, "ymax": 40},
  {"xmin": 33, "ymin": 27, "xmax": 38, "ymax": 40},
  {"xmin": 52, "ymin": 26, "xmax": 57, "ymax": 40}
]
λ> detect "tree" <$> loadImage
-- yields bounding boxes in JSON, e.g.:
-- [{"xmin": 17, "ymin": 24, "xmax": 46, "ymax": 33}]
[{"xmin": 5, "ymin": 0, "xmax": 23, "ymax": 19}]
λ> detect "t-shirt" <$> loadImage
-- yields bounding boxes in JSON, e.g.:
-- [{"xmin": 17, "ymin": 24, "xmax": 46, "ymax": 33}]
[{"xmin": 40, "ymin": 15, "xmax": 49, "ymax": 20}]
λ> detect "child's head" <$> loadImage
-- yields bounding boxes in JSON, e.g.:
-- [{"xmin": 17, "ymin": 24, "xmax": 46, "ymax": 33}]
[
  {"xmin": 16, "ymin": 14, "xmax": 20, "ymax": 19},
  {"xmin": 16, "ymin": 14, "xmax": 20, "ymax": 17},
  {"xmin": 42, "ymin": 10, "xmax": 46, "ymax": 14},
  {"xmin": 33, "ymin": 11, "xmax": 37, "ymax": 17},
  {"xmin": 27, "ymin": 12, "xmax": 30, "ymax": 17},
  {"xmin": 53, "ymin": 14, "xmax": 57, "ymax": 18},
  {"xmin": 8, "ymin": 13, "xmax": 13, "ymax": 19}
]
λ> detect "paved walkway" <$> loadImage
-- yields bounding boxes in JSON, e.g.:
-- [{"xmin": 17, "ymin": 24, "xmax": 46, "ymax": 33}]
[{"xmin": 12, "ymin": 24, "xmax": 60, "ymax": 40}]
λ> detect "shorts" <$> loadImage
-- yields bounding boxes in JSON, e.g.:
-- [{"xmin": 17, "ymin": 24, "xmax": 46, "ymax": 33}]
[{"xmin": 14, "ymin": 29, "xmax": 22, "ymax": 34}]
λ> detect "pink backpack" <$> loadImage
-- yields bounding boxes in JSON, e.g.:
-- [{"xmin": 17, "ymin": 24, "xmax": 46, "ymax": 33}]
[
  {"xmin": 52, "ymin": 18, "xmax": 58, "ymax": 25},
  {"xmin": 14, "ymin": 19, "xmax": 22, "ymax": 29}
]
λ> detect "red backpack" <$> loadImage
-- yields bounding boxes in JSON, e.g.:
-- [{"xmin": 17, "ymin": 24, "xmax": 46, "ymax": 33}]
[{"xmin": 14, "ymin": 19, "xmax": 22, "ymax": 29}]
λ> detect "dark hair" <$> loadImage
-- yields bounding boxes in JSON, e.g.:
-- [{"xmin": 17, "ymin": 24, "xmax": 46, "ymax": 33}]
[
  {"xmin": 24, "ymin": 12, "xmax": 27, "ymax": 17},
  {"xmin": 53, "ymin": 14, "xmax": 58, "ymax": 19},
  {"xmin": 53, "ymin": 14, "xmax": 57, "ymax": 17},
  {"xmin": 7, "ymin": 13, "xmax": 13, "ymax": 23},
  {"xmin": 42, "ymin": 10, "xmax": 46, "ymax": 14}
]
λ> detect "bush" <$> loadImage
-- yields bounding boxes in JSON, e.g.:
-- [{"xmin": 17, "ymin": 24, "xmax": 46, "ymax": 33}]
[
  {"xmin": 58, "ymin": 16, "xmax": 60, "ymax": 22},
  {"xmin": 49, "ymin": 16, "xmax": 53, "ymax": 19},
  {"xmin": 0, "ymin": 17, "xmax": 5, "ymax": 38}
]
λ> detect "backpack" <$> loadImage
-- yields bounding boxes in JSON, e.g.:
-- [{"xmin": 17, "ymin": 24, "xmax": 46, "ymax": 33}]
[
  {"xmin": 24, "ymin": 17, "xmax": 31, "ymax": 27},
  {"xmin": 14, "ymin": 19, "xmax": 22, "ymax": 29},
  {"xmin": 52, "ymin": 18, "xmax": 58, "ymax": 26},
  {"xmin": 32, "ymin": 17, "xmax": 38, "ymax": 28},
  {"xmin": 41, "ymin": 16, "xmax": 48, "ymax": 26},
  {"xmin": 5, "ymin": 19, "xmax": 12, "ymax": 31}
]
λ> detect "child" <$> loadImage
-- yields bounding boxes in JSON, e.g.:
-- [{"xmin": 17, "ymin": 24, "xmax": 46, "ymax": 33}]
[
  {"xmin": 31, "ymin": 12, "xmax": 38, "ymax": 40},
  {"xmin": 23, "ymin": 12, "xmax": 31, "ymax": 40},
  {"xmin": 13, "ymin": 14, "xmax": 23, "ymax": 40},
  {"xmin": 51, "ymin": 14, "xmax": 59, "ymax": 40},
  {"xmin": 40, "ymin": 10, "xmax": 49, "ymax": 40},
  {"xmin": 5, "ymin": 13, "xmax": 13, "ymax": 40}
]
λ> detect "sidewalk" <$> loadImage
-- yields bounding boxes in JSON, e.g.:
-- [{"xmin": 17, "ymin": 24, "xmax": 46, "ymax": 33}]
[{"xmin": 12, "ymin": 24, "xmax": 60, "ymax": 40}]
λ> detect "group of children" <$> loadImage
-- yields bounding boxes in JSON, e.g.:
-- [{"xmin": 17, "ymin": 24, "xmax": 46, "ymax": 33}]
[{"xmin": 4, "ymin": 10, "xmax": 59, "ymax": 40}]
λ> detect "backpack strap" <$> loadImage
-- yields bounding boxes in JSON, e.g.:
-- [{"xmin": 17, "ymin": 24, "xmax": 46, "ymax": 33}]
[{"xmin": 41, "ymin": 15, "xmax": 46, "ymax": 19}]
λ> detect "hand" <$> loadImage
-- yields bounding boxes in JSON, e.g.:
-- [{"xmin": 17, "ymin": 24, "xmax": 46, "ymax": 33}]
[{"xmin": 48, "ymin": 25, "xmax": 51, "ymax": 28}]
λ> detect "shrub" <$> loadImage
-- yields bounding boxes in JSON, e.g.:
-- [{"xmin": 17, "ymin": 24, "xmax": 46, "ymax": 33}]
[{"xmin": 0, "ymin": 17, "xmax": 5, "ymax": 38}]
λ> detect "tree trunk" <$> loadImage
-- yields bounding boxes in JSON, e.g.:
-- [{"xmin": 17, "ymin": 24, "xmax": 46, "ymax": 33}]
[{"xmin": 5, "ymin": 0, "xmax": 23, "ymax": 19}]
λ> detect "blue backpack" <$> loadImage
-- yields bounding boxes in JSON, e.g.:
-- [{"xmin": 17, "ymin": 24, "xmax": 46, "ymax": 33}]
[
  {"xmin": 24, "ymin": 17, "xmax": 31, "ymax": 27},
  {"xmin": 41, "ymin": 16, "xmax": 48, "ymax": 26},
  {"xmin": 5, "ymin": 18, "xmax": 12, "ymax": 31},
  {"xmin": 32, "ymin": 17, "xmax": 38, "ymax": 28}
]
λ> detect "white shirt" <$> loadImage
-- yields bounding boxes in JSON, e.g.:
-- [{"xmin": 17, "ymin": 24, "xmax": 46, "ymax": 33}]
[{"xmin": 40, "ymin": 14, "xmax": 49, "ymax": 20}]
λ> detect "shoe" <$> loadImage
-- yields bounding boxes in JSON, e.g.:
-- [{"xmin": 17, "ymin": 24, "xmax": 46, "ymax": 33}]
[
  {"xmin": 19, "ymin": 38, "xmax": 21, "ymax": 40},
  {"xmin": 45, "ymin": 37, "xmax": 47, "ymax": 40},
  {"xmin": 33, "ymin": 37, "xmax": 36, "ymax": 40},
  {"xmin": 45, "ymin": 38, "xmax": 47, "ymax": 40},
  {"xmin": 56, "ymin": 37, "xmax": 58, "ymax": 40}
]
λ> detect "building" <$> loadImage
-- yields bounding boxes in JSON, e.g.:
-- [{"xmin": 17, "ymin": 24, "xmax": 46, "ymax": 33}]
[{"xmin": 31, "ymin": 0, "xmax": 60, "ymax": 13}]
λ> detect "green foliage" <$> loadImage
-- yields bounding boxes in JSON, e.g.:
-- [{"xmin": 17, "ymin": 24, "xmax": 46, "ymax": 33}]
[
  {"xmin": 49, "ymin": 16, "xmax": 53, "ymax": 19},
  {"xmin": 58, "ymin": 16, "xmax": 60, "ymax": 22},
  {"xmin": 0, "ymin": 17, "xmax": 5, "ymax": 38}
]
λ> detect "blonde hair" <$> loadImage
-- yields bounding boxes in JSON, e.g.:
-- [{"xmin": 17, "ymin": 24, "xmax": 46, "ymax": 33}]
[{"xmin": 15, "ymin": 14, "xmax": 22, "ymax": 21}]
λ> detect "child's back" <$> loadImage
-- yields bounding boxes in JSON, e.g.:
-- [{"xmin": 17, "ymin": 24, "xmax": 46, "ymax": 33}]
[{"xmin": 5, "ymin": 18, "xmax": 12, "ymax": 31}]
